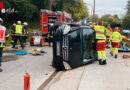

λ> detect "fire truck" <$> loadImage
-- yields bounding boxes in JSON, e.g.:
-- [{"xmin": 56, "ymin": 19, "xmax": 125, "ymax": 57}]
[{"xmin": 30, "ymin": 9, "xmax": 73, "ymax": 46}]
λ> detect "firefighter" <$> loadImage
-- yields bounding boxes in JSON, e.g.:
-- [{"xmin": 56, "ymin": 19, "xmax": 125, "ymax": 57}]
[
  {"xmin": 12, "ymin": 21, "xmax": 24, "ymax": 49},
  {"xmin": 106, "ymin": 24, "xmax": 112, "ymax": 48},
  {"xmin": 11, "ymin": 23, "xmax": 16, "ymax": 44},
  {"xmin": 121, "ymin": 35, "xmax": 127, "ymax": 48},
  {"xmin": 48, "ymin": 24, "xmax": 54, "ymax": 46},
  {"xmin": 23, "ymin": 22, "xmax": 28, "ymax": 46},
  {"xmin": 0, "ymin": 18, "xmax": 9, "ymax": 71},
  {"xmin": 90, "ymin": 23, "xmax": 97, "ymax": 29},
  {"xmin": 121, "ymin": 35, "xmax": 130, "ymax": 48},
  {"xmin": 94, "ymin": 21, "xmax": 106, "ymax": 65},
  {"xmin": 110, "ymin": 27, "xmax": 122, "ymax": 59}
]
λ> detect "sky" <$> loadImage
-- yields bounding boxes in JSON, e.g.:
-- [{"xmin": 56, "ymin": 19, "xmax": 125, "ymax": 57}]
[{"xmin": 84, "ymin": 0, "xmax": 128, "ymax": 18}]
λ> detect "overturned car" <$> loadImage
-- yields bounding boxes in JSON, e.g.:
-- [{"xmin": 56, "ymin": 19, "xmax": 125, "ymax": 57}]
[{"xmin": 52, "ymin": 24, "xmax": 97, "ymax": 71}]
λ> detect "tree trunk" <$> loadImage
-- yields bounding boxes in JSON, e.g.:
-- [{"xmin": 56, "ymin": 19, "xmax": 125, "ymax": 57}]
[{"xmin": 48, "ymin": 0, "xmax": 53, "ymax": 10}]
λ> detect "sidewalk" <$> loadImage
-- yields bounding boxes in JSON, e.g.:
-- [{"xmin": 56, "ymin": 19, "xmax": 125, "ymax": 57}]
[
  {"xmin": 45, "ymin": 49, "xmax": 130, "ymax": 90},
  {"xmin": 0, "ymin": 47, "xmax": 55, "ymax": 90}
]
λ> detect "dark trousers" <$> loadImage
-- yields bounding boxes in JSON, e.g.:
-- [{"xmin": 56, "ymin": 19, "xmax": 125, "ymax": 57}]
[
  {"xmin": 0, "ymin": 48, "xmax": 3, "ymax": 67},
  {"xmin": 12, "ymin": 36, "xmax": 24, "ymax": 49},
  {"xmin": 23, "ymin": 36, "xmax": 27, "ymax": 44}
]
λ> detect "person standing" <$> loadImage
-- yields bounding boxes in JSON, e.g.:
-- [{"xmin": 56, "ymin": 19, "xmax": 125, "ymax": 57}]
[
  {"xmin": 94, "ymin": 21, "xmax": 107, "ymax": 65},
  {"xmin": 0, "ymin": 18, "xmax": 9, "ymax": 71},
  {"xmin": 110, "ymin": 27, "xmax": 122, "ymax": 59},
  {"xmin": 48, "ymin": 24, "xmax": 54, "ymax": 46},
  {"xmin": 106, "ymin": 24, "xmax": 112, "ymax": 48},
  {"xmin": 11, "ymin": 23, "xmax": 16, "ymax": 44},
  {"xmin": 12, "ymin": 21, "xmax": 24, "ymax": 49},
  {"xmin": 23, "ymin": 22, "xmax": 28, "ymax": 47}
]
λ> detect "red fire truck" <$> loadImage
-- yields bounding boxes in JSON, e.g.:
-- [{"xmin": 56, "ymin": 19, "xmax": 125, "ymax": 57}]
[{"xmin": 30, "ymin": 10, "xmax": 72, "ymax": 46}]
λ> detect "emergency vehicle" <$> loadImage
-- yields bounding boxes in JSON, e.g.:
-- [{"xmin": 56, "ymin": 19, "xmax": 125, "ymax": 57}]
[{"xmin": 30, "ymin": 10, "xmax": 73, "ymax": 46}]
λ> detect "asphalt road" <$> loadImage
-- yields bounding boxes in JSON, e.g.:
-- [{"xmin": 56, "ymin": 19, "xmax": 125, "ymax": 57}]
[{"xmin": 0, "ymin": 46, "xmax": 55, "ymax": 90}]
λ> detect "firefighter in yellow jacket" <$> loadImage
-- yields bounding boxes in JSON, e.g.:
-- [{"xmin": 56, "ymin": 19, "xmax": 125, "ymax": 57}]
[
  {"xmin": 110, "ymin": 27, "xmax": 122, "ymax": 59},
  {"xmin": 12, "ymin": 21, "xmax": 24, "ymax": 49},
  {"xmin": 121, "ymin": 35, "xmax": 130, "ymax": 48},
  {"xmin": 106, "ymin": 24, "xmax": 112, "ymax": 48},
  {"xmin": 94, "ymin": 21, "xmax": 106, "ymax": 65}
]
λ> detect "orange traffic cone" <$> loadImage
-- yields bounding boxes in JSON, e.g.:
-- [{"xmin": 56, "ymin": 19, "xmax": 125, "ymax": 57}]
[{"xmin": 24, "ymin": 72, "xmax": 30, "ymax": 90}]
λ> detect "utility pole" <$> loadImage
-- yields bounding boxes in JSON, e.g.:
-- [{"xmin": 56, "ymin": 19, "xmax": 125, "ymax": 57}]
[
  {"xmin": 93, "ymin": 0, "xmax": 96, "ymax": 22},
  {"xmin": 84, "ymin": 3, "xmax": 94, "ymax": 22},
  {"xmin": 48, "ymin": 0, "xmax": 53, "ymax": 10}
]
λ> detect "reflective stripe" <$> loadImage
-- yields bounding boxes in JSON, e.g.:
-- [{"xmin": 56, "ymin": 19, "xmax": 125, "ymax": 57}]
[
  {"xmin": 0, "ymin": 25, "xmax": 6, "ymax": 43},
  {"xmin": 96, "ymin": 31, "xmax": 104, "ymax": 34},
  {"xmin": 0, "ymin": 43, "xmax": 5, "ymax": 47},
  {"xmin": 6, "ymin": 34, "xmax": 9, "ymax": 37},
  {"xmin": 97, "ymin": 40, "xmax": 105, "ymax": 43},
  {"xmin": 94, "ymin": 25, "xmax": 105, "ymax": 40}
]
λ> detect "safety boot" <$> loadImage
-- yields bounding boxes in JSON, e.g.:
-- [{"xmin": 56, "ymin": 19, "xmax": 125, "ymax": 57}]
[
  {"xmin": 102, "ymin": 60, "xmax": 107, "ymax": 65},
  {"xmin": 99, "ymin": 59, "xmax": 102, "ymax": 65},
  {"xmin": 115, "ymin": 55, "xmax": 118, "ymax": 59},
  {"xmin": 110, "ymin": 52, "xmax": 113, "ymax": 56}
]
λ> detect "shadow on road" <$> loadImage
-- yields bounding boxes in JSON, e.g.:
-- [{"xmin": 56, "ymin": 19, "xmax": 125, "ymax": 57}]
[{"xmin": 2, "ymin": 55, "xmax": 19, "ymax": 62}]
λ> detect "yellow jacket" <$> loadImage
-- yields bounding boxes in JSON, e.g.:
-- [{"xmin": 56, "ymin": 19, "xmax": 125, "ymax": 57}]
[
  {"xmin": 110, "ymin": 31, "xmax": 122, "ymax": 43},
  {"xmin": 15, "ymin": 25, "xmax": 23, "ymax": 34},
  {"xmin": 94, "ymin": 25, "xmax": 105, "ymax": 40}
]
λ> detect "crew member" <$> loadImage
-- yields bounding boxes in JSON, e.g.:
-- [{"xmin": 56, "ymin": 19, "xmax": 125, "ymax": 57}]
[
  {"xmin": 110, "ymin": 27, "xmax": 122, "ymax": 59},
  {"xmin": 121, "ymin": 35, "xmax": 130, "ymax": 48},
  {"xmin": 12, "ymin": 21, "xmax": 24, "ymax": 49},
  {"xmin": 106, "ymin": 24, "xmax": 112, "ymax": 48},
  {"xmin": 48, "ymin": 24, "xmax": 54, "ymax": 46},
  {"xmin": 94, "ymin": 21, "xmax": 107, "ymax": 65},
  {"xmin": 0, "ymin": 18, "xmax": 9, "ymax": 71},
  {"xmin": 11, "ymin": 23, "xmax": 16, "ymax": 44},
  {"xmin": 23, "ymin": 22, "xmax": 28, "ymax": 47}
]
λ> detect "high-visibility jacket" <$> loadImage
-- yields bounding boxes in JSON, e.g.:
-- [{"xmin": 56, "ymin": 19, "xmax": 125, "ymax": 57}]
[
  {"xmin": 0, "ymin": 25, "xmax": 6, "ymax": 43},
  {"xmin": 110, "ymin": 31, "xmax": 122, "ymax": 43},
  {"xmin": 106, "ymin": 27, "xmax": 112, "ymax": 37},
  {"xmin": 94, "ymin": 25, "xmax": 105, "ymax": 40},
  {"xmin": 15, "ymin": 25, "xmax": 23, "ymax": 34},
  {"xmin": 0, "ymin": 25, "xmax": 9, "ymax": 47}
]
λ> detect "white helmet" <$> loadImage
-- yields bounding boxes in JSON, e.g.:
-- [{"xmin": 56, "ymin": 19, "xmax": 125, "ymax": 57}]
[
  {"xmin": 17, "ymin": 21, "xmax": 21, "ymax": 25},
  {"xmin": 23, "ymin": 22, "xmax": 28, "ymax": 26},
  {"xmin": 13, "ymin": 23, "xmax": 16, "ymax": 26},
  {"xmin": 0, "ymin": 18, "xmax": 3, "ymax": 24}
]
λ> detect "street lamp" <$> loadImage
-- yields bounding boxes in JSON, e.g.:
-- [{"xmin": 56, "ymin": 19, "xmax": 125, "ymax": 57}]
[
  {"xmin": 84, "ymin": 0, "xmax": 96, "ymax": 22},
  {"xmin": 93, "ymin": 0, "xmax": 96, "ymax": 22},
  {"xmin": 84, "ymin": 3, "xmax": 94, "ymax": 22}
]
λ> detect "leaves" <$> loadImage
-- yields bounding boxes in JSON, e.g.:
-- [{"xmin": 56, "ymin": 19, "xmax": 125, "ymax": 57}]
[
  {"xmin": 100, "ymin": 14, "xmax": 121, "ymax": 27},
  {"xmin": 127, "ymin": 0, "xmax": 130, "ymax": 15},
  {"xmin": 122, "ymin": 15, "xmax": 130, "ymax": 29},
  {"xmin": 52, "ymin": 0, "xmax": 89, "ymax": 21}
]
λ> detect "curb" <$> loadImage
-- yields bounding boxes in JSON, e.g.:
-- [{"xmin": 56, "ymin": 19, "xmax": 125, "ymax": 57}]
[{"xmin": 37, "ymin": 71, "xmax": 57, "ymax": 90}]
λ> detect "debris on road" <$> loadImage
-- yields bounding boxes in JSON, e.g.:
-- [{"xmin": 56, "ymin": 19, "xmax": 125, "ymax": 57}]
[
  {"xmin": 5, "ymin": 48, "xmax": 47, "ymax": 56},
  {"xmin": 123, "ymin": 55, "xmax": 130, "ymax": 59}
]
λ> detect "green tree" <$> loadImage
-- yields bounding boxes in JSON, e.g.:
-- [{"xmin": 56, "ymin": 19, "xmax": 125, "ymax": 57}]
[
  {"xmin": 122, "ymin": 15, "xmax": 130, "ymax": 29},
  {"xmin": 54, "ymin": 0, "xmax": 89, "ymax": 21},
  {"xmin": 30, "ymin": 0, "xmax": 48, "ymax": 9},
  {"xmin": 100, "ymin": 14, "xmax": 121, "ymax": 27},
  {"xmin": 127, "ymin": 0, "xmax": 130, "ymax": 15}
]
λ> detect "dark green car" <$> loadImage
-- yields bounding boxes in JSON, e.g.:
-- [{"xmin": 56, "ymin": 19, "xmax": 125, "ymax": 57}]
[{"xmin": 52, "ymin": 24, "xmax": 96, "ymax": 71}]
